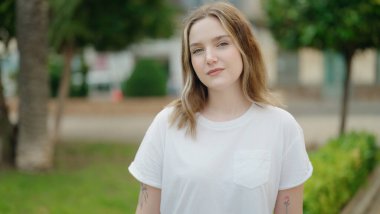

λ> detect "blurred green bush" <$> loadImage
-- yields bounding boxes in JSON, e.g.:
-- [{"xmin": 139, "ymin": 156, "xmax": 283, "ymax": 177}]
[
  {"xmin": 304, "ymin": 132, "xmax": 378, "ymax": 214},
  {"xmin": 122, "ymin": 58, "xmax": 167, "ymax": 97}
]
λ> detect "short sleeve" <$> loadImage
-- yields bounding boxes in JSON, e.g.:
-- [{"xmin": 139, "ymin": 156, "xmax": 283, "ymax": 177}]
[
  {"xmin": 128, "ymin": 109, "xmax": 167, "ymax": 189},
  {"xmin": 278, "ymin": 121, "xmax": 313, "ymax": 190}
]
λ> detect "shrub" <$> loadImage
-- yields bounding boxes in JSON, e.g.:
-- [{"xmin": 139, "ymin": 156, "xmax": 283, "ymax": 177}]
[
  {"xmin": 304, "ymin": 132, "xmax": 378, "ymax": 214},
  {"xmin": 122, "ymin": 58, "xmax": 167, "ymax": 97}
]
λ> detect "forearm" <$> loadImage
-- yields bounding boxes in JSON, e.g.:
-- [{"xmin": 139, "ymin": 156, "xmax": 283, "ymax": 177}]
[
  {"xmin": 274, "ymin": 185, "xmax": 304, "ymax": 214},
  {"xmin": 136, "ymin": 183, "xmax": 161, "ymax": 214}
]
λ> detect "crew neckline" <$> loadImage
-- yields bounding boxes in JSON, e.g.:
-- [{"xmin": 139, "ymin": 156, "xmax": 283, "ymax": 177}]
[{"xmin": 197, "ymin": 103, "xmax": 257, "ymax": 130}]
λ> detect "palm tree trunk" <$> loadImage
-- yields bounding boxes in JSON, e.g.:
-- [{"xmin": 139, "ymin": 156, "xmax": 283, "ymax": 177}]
[
  {"xmin": 339, "ymin": 51, "xmax": 354, "ymax": 136},
  {"xmin": 52, "ymin": 45, "xmax": 74, "ymax": 144},
  {"xmin": 16, "ymin": 0, "xmax": 51, "ymax": 171}
]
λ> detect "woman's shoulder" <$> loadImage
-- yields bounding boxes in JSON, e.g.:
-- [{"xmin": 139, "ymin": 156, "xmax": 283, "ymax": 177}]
[
  {"xmin": 254, "ymin": 103, "xmax": 303, "ymax": 140},
  {"xmin": 254, "ymin": 103, "xmax": 293, "ymax": 117},
  {"xmin": 152, "ymin": 103, "xmax": 183, "ymax": 128},
  {"xmin": 253, "ymin": 103, "xmax": 298, "ymax": 125},
  {"xmin": 154, "ymin": 105, "xmax": 175, "ymax": 121}
]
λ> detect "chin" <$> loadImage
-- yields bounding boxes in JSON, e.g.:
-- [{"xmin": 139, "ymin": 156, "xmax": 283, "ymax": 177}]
[{"xmin": 207, "ymin": 84, "xmax": 229, "ymax": 91}]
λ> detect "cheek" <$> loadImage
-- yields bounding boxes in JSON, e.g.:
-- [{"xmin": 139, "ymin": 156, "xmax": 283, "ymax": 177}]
[
  {"xmin": 238, "ymin": 59, "xmax": 243, "ymax": 74},
  {"xmin": 191, "ymin": 57, "xmax": 203, "ymax": 76},
  {"xmin": 233, "ymin": 52, "xmax": 244, "ymax": 73}
]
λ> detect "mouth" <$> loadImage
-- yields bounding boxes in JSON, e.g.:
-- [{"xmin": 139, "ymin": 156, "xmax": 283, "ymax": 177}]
[{"xmin": 207, "ymin": 68, "xmax": 224, "ymax": 76}]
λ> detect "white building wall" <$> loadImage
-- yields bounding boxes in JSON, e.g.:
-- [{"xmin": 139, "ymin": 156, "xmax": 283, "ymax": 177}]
[
  {"xmin": 299, "ymin": 48, "xmax": 324, "ymax": 86},
  {"xmin": 352, "ymin": 49, "xmax": 377, "ymax": 85},
  {"xmin": 240, "ymin": 0, "xmax": 265, "ymax": 22},
  {"xmin": 254, "ymin": 28, "xmax": 278, "ymax": 86}
]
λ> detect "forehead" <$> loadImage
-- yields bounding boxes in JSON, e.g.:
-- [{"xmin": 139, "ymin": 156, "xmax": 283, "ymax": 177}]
[{"xmin": 189, "ymin": 16, "xmax": 229, "ymax": 45}]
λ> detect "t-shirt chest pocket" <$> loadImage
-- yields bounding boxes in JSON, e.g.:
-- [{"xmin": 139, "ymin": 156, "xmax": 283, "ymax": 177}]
[{"xmin": 233, "ymin": 150, "xmax": 271, "ymax": 189}]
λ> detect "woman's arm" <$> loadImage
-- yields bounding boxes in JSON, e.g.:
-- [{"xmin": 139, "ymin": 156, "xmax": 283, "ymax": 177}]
[
  {"xmin": 274, "ymin": 184, "xmax": 304, "ymax": 214},
  {"xmin": 136, "ymin": 183, "xmax": 161, "ymax": 214}
]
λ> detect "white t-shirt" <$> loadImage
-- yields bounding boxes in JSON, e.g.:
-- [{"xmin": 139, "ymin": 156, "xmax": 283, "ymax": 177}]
[{"xmin": 129, "ymin": 103, "xmax": 313, "ymax": 214}]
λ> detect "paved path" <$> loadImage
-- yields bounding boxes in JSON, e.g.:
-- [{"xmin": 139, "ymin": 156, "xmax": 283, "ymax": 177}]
[
  {"xmin": 58, "ymin": 114, "xmax": 155, "ymax": 143},
  {"xmin": 57, "ymin": 98, "xmax": 380, "ymax": 148},
  {"xmin": 368, "ymin": 186, "xmax": 380, "ymax": 214},
  {"xmin": 58, "ymin": 114, "xmax": 380, "ymax": 147},
  {"xmin": 341, "ymin": 166, "xmax": 380, "ymax": 214}
]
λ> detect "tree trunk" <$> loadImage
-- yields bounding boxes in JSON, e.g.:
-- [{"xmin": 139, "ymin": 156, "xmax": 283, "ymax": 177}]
[
  {"xmin": 52, "ymin": 45, "xmax": 74, "ymax": 144},
  {"xmin": 16, "ymin": 0, "xmax": 52, "ymax": 171},
  {"xmin": 0, "ymin": 60, "xmax": 15, "ymax": 166},
  {"xmin": 339, "ymin": 51, "xmax": 354, "ymax": 136}
]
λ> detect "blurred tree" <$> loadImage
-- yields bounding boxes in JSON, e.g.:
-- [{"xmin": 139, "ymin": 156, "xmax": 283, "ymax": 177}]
[
  {"xmin": 265, "ymin": 0, "xmax": 380, "ymax": 135},
  {"xmin": 0, "ymin": 0, "xmax": 177, "ymax": 168},
  {"xmin": 0, "ymin": 0, "xmax": 16, "ymax": 166},
  {"xmin": 49, "ymin": 0, "xmax": 86, "ymax": 144},
  {"xmin": 49, "ymin": 0, "xmax": 177, "ymax": 144},
  {"xmin": 16, "ymin": 0, "xmax": 51, "ymax": 170}
]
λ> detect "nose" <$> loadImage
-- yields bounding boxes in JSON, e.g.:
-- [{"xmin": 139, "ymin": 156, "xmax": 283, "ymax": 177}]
[{"xmin": 206, "ymin": 48, "xmax": 217, "ymax": 64}]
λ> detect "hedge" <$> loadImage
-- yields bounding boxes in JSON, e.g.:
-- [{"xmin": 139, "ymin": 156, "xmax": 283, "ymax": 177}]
[
  {"xmin": 122, "ymin": 58, "xmax": 167, "ymax": 97},
  {"xmin": 304, "ymin": 132, "xmax": 378, "ymax": 214}
]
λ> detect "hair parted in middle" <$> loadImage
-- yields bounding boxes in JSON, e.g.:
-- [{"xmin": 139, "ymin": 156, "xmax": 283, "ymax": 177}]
[{"xmin": 169, "ymin": 1, "xmax": 277, "ymax": 136}]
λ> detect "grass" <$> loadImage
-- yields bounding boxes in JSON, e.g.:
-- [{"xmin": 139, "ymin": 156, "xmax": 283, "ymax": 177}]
[{"xmin": 0, "ymin": 142, "xmax": 140, "ymax": 214}]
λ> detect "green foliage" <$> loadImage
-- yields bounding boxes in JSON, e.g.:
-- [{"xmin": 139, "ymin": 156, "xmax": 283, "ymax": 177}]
[
  {"xmin": 122, "ymin": 58, "xmax": 168, "ymax": 97},
  {"xmin": 86, "ymin": 0, "xmax": 177, "ymax": 51},
  {"xmin": 265, "ymin": 0, "xmax": 380, "ymax": 53},
  {"xmin": 49, "ymin": 0, "xmax": 178, "ymax": 52},
  {"xmin": 304, "ymin": 132, "xmax": 378, "ymax": 214},
  {"xmin": 0, "ymin": 142, "xmax": 140, "ymax": 214},
  {"xmin": 49, "ymin": 0, "xmax": 91, "ymax": 51},
  {"xmin": 2, "ymin": 0, "xmax": 177, "ymax": 51},
  {"xmin": 0, "ymin": 0, "xmax": 15, "ymax": 41}
]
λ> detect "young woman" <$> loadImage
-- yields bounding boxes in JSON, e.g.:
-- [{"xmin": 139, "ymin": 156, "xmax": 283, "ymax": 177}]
[{"xmin": 129, "ymin": 2, "xmax": 313, "ymax": 214}]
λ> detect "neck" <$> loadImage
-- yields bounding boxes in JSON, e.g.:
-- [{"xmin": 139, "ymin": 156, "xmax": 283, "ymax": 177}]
[{"xmin": 202, "ymin": 84, "xmax": 251, "ymax": 121}]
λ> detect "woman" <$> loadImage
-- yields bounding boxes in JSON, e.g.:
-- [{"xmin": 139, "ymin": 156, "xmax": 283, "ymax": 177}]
[{"xmin": 129, "ymin": 2, "xmax": 313, "ymax": 214}]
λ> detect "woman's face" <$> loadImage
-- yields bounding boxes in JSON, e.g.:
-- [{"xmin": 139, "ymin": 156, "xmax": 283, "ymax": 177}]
[{"xmin": 188, "ymin": 16, "xmax": 243, "ymax": 92}]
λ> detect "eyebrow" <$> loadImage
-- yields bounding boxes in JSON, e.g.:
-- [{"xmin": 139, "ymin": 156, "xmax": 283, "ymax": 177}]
[{"xmin": 189, "ymin": 35, "xmax": 230, "ymax": 48}]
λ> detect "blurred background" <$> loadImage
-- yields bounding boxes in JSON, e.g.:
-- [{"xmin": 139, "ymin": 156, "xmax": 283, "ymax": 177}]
[{"xmin": 0, "ymin": 0, "xmax": 379, "ymax": 213}]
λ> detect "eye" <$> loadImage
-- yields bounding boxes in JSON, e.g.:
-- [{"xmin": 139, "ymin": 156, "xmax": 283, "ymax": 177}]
[
  {"xmin": 217, "ymin": 41, "xmax": 229, "ymax": 47},
  {"xmin": 191, "ymin": 48, "xmax": 203, "ymax": 55}
]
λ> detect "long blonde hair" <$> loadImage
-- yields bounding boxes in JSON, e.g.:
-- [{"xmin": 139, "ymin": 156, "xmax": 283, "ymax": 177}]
[{"xmin": 169, "ymin": 2, "xmax": 277, "ymax": 136}]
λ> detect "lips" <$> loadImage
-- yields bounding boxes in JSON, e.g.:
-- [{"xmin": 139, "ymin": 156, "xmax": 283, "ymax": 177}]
[{"xmin": 207, "ymin": 68, "xmax": 224, "ymax": 76}]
